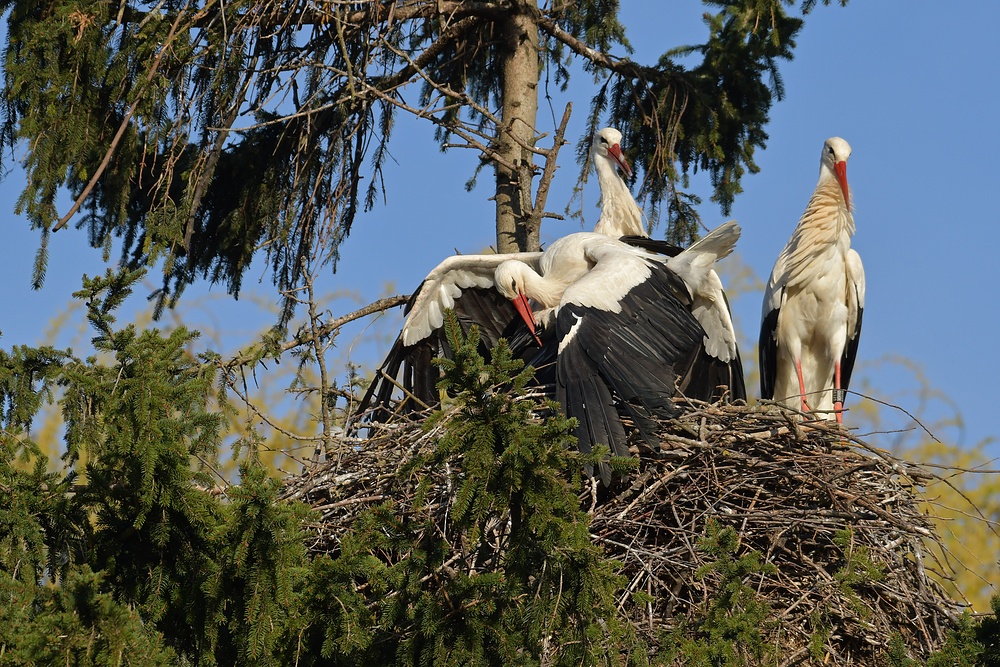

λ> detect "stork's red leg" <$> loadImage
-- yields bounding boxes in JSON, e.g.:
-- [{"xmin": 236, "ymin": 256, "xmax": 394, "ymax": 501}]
[
  {"xmin": 833, "ymin": 362, "xmax": 844, "ymax": 424},
  {"xmin": 795, "ymin": 359, "xmax": 810, "ymax": 413}
]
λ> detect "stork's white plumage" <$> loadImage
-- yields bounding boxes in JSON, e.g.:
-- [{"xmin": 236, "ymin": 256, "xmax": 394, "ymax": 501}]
[
  {"xmin": 590, "ymin": 127, "xmax": 646, "ymax": 238},
  {"xmin": 759, "ymin": 137, "xmax": 865, "ymax": 424}
]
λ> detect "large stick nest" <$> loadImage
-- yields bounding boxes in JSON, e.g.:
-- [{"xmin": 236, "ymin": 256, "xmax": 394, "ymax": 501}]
[{"xmin": 283, "ymin": 401, "xmax": 965, "ymax": 664}]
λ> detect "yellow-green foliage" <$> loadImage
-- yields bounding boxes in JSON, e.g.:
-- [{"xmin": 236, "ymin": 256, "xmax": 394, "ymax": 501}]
[
  {"xmin": 846, "ymin": 356, "xmax": 1000, "ymax": 611},
  {"xmin": 905, "ymin": 438, "xmax": 1000, "ymax": 612}
]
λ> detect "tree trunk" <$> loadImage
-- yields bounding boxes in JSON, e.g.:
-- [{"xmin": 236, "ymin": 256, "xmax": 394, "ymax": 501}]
[{"xmin": 494, "ymin": 2, "xmax": 540, "ymax": 253}]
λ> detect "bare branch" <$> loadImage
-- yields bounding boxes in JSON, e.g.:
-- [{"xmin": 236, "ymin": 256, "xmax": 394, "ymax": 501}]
[
  {"xmin": 528, "ymin": 102, "xmax": 572, "ymax": 235},
  {"xmin": 223, "ymin": 295, "xmax": 409, "ymax": 372},
  {"xmin": 533, "ymin": 11, "xmax": 650, "ymax": 79}
]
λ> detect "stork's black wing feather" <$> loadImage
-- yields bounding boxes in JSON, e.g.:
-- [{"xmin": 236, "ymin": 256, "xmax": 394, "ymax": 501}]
[
  {"xmin": 555, "ymin": 343, "xmax": 627, "ymax": 486},
  {"xmin": 589, "ymin": 268, "xmax": 704, "ymax": 419},
  {"xmin": 728, "ymin": 347, "xmax": 748, "ymax": 402},
  {"xmin": 680, "ymin": 288, "xmax": 747, "ymax": 403},
  {"xmin": 840, "ymin": 306, "xmax": 863, "ymax": 396},
  {"xmin": 681, "ymin": 346, "xmax": 747, "ymax": 403},
  {"xmin": 758, "ymin": 306, "xmax": 780, "ymax": 400},
  {"xmin": 618, "ymin": 236, "xmax": 684, "ymax": 257},
  {"xmin": 553, "ymin": 264, "xmax": 704, "ymax": 484}
]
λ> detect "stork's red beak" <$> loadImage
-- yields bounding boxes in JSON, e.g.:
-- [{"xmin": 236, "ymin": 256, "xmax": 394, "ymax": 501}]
[
  {"xmin": 607, "ymin": 143, "xmax": 632, "ymax": 178},
  {"xmin": 511, "ymin": 293, "xmax": 543, "ymax": 346},
  {"xmin": 834, "ymin": 161, "xmax": 850, "ymax": 210}
]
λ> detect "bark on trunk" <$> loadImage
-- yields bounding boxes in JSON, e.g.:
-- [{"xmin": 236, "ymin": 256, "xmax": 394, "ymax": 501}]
[{"xmin": 494, "ymin": 2, "xmax": 540, "ymax": 253}]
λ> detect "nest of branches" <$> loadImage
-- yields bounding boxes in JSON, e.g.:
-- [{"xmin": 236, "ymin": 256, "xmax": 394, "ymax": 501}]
[
  {"xmin": 593, "ymin": 401, "xmax": 966, "ymax": 663},
  {"xmin": 283, "ymin": 400, "xmax": 965, "ymax": 664}
]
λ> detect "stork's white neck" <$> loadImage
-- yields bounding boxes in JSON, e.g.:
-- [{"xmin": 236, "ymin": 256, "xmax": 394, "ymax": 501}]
[
  {"xmin": 592, "ymin": 156, "xmax": 646, "ymax": 238},
  {"xmin": 517, "ymin": 265, "xmax": 574, "ymax": 310},
  {"xmin": 779, "ymin": 177, "xmax": 855, "ymax": 283},
  {"xmin": 806, "ymin": 172, "xmax": 855, "ymax": 238}
]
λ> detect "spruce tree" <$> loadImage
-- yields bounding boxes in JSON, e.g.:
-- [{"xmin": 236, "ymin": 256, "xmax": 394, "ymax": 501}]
[
  {"xmin": 286, "ymin": 316, "xmax": 641, "ymax": 665},
  {"xmin": 1, "ymin": 271, "xmax": 999, "ymax": 665},
  {"xmin": 0, "ymin": 269, "xmax": 315, "ymax": 664}
]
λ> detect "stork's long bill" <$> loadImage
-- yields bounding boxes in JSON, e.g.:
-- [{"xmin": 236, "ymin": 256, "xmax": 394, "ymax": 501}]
[
  {"xmin": 834, "ymin": 160, "xmax": 850, "ymax": 209},
  {"xmin": 512, "ymin": 292, "xmax": 543, "ymax": 346},
  {"xmin": 606, "ymin": 143, "xmax": 632, "ymax": 177}
]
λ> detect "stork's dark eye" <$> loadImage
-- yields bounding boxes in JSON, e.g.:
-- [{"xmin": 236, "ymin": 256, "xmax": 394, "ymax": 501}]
[
  {"xmin": 510, "ymin": 279, "xmax": 517, "ymax": 290},
  {"xmin": 599, "ymin": 137, "xmax": 608, "ymax": 144}
]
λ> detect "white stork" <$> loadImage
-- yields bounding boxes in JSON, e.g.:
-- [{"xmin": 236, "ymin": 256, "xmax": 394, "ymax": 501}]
[
  {"xmin": 588, "ymin": 126, "xmax": 746, "ymax": 401},
  {"xmin": 759, "ymin": 136, "xmax": 865, "ymax": 424},
  {"xmin": 354, "ymin": 223, "xmax": 741, "ymax": 484}
]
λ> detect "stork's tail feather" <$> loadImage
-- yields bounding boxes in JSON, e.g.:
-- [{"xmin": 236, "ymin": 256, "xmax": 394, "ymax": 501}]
[
  {"xmin": 685, "ymin": 220, "xmax": 741, "ymax": 260},
  {"xmin": 665, "ymin": 221, "xmax": 741, "ymax": 293}
]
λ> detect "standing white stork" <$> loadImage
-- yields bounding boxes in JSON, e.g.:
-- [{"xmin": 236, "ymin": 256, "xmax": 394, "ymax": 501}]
[{"xmin": 759, "ymin": 136, "xmax": 865, "ymax": 423}]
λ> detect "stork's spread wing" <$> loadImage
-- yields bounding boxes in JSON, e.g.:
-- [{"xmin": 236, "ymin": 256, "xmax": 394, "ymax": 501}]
[
  {"xmin": 402, "ymin": 252, "xmax": 543, "ymax": 345},
  {"xmin": 352, "ymin": 252, "xmax": 543, "ymax": 431}
]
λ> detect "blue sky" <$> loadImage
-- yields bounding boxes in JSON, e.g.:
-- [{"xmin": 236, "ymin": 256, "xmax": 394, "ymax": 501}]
[{"xmin": 2, "ymin": 2, "xmax": 998, "ymax": 455}]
